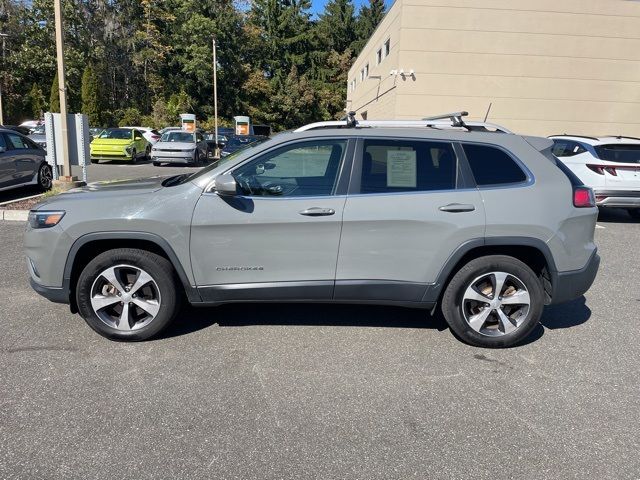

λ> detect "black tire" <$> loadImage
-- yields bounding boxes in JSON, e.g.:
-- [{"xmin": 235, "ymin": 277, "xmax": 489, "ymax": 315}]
[
  {"xmin": 627, "ymin": 209, "xmax": 640, "ymax": 219},
  {"xmin": 130, "ymin": 149, "xmax": 137, "ymax": 163},
  {"xmin": 37, "ymin": 163, "xmax": 53, "ymax": 191},
  {"xmin": 441, "ymin": 255, "xmax": 544, "ymax": 348},
  {"xmin": 145, "ymin": 145, "xmax": 152, "ymax": 161},
  {"xmin": 152, "ymin": 161, "xmax": 161, "ymax": 167},
  {"xmin": 76, "ymin": 248, "xmax": 181, "ymax": 341}
]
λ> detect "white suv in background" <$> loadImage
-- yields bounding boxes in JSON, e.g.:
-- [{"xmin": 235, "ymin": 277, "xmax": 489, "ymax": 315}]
[{"xmin": 549, "ymin": 135, "xmax": 640, "ymax": 219}]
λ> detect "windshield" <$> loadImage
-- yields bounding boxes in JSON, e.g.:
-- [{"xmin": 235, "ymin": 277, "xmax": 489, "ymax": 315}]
[
  {"xmin": 99, "ymin": 128, "xmax": 132, "ymax": 140},
  {"xmin": 595, "ymin": 144, "xmax": 640, "ymax": 164},
  {"xmin": 178, "ymin": 137, "xmax": 271, "ymax": 185},
  {"xmin": 161, "ymin": 131, "xmax": 195, "ymax": 143}
]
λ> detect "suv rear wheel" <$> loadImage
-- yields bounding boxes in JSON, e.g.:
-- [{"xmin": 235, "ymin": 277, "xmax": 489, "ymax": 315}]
[
  {"xmin": 76, "ymin": 248, "xmax": 180, "ymax": 341},
  {"xmin": 441, "ymin": 255, "xmax": 543, "ymax": 348}
]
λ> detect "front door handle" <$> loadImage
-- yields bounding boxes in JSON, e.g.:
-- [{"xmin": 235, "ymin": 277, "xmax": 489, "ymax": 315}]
[
  {"xmin": 299, "ymin": 207, "xmax": 336, "ymax": 217},
  {"xmin": 439, "ymin": 203, "xmax": 476, "ymax": 213}
]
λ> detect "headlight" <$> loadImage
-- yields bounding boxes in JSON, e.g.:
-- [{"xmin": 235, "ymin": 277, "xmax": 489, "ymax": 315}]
[
  {"xmin": 28, "ymin": 210, "xmax": 65, "ymax": 229},
  {"xmin": 125, "ymin": 146, "xmax": 133, "ymax": 154}
]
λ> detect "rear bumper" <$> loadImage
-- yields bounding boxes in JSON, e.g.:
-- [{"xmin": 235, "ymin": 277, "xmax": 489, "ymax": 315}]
[
  {"xmin": 550, "ymin": 250, "xmax": 600, "ymax": 305},
  {"xmin": 593, "ymin": 190, "xmax": 640, "ymax": 208}
]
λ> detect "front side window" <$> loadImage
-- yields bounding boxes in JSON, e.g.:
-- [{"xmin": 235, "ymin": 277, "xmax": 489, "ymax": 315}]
[
  {"xmin": 0, "ymin": 134, "xmax": 7, "ymax": 150},
  {"xmin": 6, "ymin": 133, "xmax": 29, "ymax": 150},
  {"xmin": 359, "ymin": 139, "xmax": 457, "ymax": 194},
  {"xmin": 463, "ymin": 144, "xmax": 527, "ymax": 186},
  {"xmin": 233, "ymin": 140, "xmax": 346, "ymax": 197}
]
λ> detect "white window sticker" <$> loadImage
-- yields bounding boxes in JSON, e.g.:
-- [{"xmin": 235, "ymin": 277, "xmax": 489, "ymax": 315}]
[{"xmin": 387, "ymin": 150, "xmax": 417, "ymax": 188}]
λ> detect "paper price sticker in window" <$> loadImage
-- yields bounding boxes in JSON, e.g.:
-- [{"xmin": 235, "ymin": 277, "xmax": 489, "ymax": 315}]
[{"xmin": 387, "ymin": 150, "xmax": 417, "ymax": 188}]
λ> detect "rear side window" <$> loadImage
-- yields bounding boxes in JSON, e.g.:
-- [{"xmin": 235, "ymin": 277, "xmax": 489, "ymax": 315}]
[
  {"xmin": 552, "ymin": 140, "xmax": 587, "ymax": 157},
  {"xmin": 463, "ymin": 144, "xmax": 527, "ymax": 186},
  {"xmin": 359, "ymin": 139, "xmax": 457, "ymax": 194},
  {"xmin": 594, "ymin": 144, "xmax": 640, "ymax": 164}
]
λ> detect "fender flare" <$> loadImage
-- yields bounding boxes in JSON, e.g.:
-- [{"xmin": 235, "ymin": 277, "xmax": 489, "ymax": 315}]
[
  {"xmin": 62, "ymin": 231, "xmax": 201, "ymax": 303},
  {"xmin": 422, "ymin": 236, "xmax": 557, "ymax": 303}
]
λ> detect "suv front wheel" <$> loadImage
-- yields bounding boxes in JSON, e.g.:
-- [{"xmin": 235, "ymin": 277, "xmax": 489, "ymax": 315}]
[
  {"xmin": 441, "ymin": 255, "xmax": 543, "ymax": 348},
  {"xmin": 76, "ymin": 248, "xmax": 180, "ymax": 341}
]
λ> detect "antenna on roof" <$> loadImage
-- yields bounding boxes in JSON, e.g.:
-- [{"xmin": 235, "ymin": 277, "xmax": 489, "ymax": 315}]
[{"xmin": 484, "ymin": 103, "xmax": 492, "ymax": 122}]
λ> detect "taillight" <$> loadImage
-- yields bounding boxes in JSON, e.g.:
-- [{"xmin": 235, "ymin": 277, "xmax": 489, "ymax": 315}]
[
  {"xmin": 151, "ymin": 135, "xmax": 160, "ymax": 141},
  {"xmin": 573, "ymin": 187, "xmax": 595, "ymax": 208},
  {"xmin": 586, "ymin": 165, "xmax": 605, "ymax": 175},
  {"xmin": 587, "ymin": 164, "xmax": 617, "ymax": 176}
]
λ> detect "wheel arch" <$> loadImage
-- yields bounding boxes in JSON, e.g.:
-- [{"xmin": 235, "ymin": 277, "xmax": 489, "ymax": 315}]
[
  {"xmin": 424, "ymin": 237, "xmax": 557, "ymax": 305},
  {"xmin": 64, "ymin": 232, "xmax": 200, "ymax": 312}
]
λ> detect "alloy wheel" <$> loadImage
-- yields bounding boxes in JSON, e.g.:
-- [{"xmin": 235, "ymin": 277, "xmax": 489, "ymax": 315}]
[
  {"xmin": 461, "ymin": 271, "xmax": 531, "ymax": 336},
  {"xmin": 39, "ymin": 164, "xmax": 53, "ymax": 190},
  {"xmin": 90, "ymin": 264, "xmax": 161, "ymax": 331}
]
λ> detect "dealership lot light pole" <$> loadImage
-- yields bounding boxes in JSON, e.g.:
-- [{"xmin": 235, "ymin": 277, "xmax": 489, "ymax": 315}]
[
  {"xmin": 0, "ymin": 32, "xmax": 7, "ymax": 125},
  {"xmin": 54, "ymin": 0, "xmax": 72, "ymax": 181},
  {"xmin": 212, "ymin": 37, "xmax": 219, "ymax": 158}
]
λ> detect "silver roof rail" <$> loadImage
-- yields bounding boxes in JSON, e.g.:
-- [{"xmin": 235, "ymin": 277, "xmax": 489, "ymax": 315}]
[{"xmin": 295, "ymin": 111, "xmax": 512, "ymax": 134}]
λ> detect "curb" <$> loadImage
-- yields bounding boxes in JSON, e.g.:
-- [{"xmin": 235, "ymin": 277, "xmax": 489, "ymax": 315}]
[{"xmin": 0, "ymin": 209, "xmax": 29, "ymax": 221}]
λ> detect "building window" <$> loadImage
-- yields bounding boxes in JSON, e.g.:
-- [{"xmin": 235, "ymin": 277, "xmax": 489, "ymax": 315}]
[
  {"xmin": 360, "ymin": 68, "xmax": 364, "ymax": 81},
  {"xmin": 376, "ymin": 48, "xmax": 382, "ymax": 64},
  {"xmin": 364, "ymin": 63, "xmax": 369, "ymax": 79},
  {"xmin": 384, "ymin": 38, "xmax": 390, "ymax": 58}
]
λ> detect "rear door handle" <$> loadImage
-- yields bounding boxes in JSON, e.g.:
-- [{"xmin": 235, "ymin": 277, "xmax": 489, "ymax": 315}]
[
  {"xmin": 439, "ymin": 203, "xmax": 476, "ymax": 213},
  {"xmin": 299, "ymin": 207, "xmax": 336, "ymax": 217}
]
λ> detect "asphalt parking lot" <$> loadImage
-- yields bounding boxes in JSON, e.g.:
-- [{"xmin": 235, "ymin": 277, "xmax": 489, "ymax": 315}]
[{"xmin": 1, "ymin": 178, "xmax": 639, "ymax": 478}]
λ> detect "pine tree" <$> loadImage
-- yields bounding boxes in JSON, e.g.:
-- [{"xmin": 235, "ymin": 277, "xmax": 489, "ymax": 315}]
[
  {"xmin": 81, "ymin": 65, "xmax": 101, "ymax": 125},
  {"xmin": 352, "ymin": 0, "xmax": 386, "ymax": 54},
  {"xmin": 29, "ymin": 84, "xmax": 45, "ymax": 119},
  {"xmin": 317, "ymin": 0, "xmax": 356, "ymax": 53},
  {"xmin": 49, "ymin": 73, "xmax": 60, "ymax": 113}
]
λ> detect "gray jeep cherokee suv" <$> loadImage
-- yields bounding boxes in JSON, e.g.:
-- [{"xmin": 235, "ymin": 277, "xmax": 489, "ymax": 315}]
[{"xmin": 25, "ymin": 115, "xmax": 600, "ymax": 347}]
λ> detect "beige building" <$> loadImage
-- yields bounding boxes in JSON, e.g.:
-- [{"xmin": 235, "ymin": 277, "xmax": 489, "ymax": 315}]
[{"xmin": 346, "ymin": 0, "xmax": 640, "ymax": 136}]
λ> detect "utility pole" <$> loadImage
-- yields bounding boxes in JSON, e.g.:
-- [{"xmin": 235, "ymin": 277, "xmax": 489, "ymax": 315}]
[
  {"xmin": 212, "ymin": 37, "xmax": 219, "ymax": 158},
  {"xmin": 53, "ymin": 0, "xmax": 72, "ymax": 181},
  {"xmin": 0, "ymin": 32, "xmax": 7, "ymax": 125}
]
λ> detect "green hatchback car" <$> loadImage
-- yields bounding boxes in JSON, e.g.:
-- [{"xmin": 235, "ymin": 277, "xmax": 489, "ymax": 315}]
[{"xmin": 90, "ymin": 128, "xmax": 149, "ymax": 163}]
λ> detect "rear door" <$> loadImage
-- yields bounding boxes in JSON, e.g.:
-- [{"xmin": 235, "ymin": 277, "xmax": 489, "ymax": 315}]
[
  {"xmin": 335, "ymin": 137, "xmax": 485, "ymax": 303},
  {"xmin": 4, "ymin": 132, "xmax": 38, "ymax": 186},
  {"xmin": 0, "ymin": 134, "xmax": 16, "ymax": 188}
]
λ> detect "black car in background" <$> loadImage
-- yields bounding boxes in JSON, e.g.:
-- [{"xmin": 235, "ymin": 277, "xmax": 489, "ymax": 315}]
[
  {"xmin": 0, "ymin": 127, "xmax": 52, "ymax": 193},
  {"xmin": 1, "ymin": 125, "xmax": 32, "ymax": 136},
  {"xmin": 220, "ymin": 135, "xmax": 269, "ymax": 157}
]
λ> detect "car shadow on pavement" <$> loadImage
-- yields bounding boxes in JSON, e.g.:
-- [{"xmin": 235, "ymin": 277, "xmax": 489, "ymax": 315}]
[
  {"xmin": 159, "ymin": 303, "xmax": 449, "ymax": 340},
  {"xmin": 597, "ymin": 208, "xmax": 640, "ymax": 224},
  {"xmin": 540, "ymin": 296, "xmax": 591, "ymax": 329}
]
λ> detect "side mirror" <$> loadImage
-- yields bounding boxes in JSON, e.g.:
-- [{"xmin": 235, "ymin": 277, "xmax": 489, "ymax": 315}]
[{"xmin": 213, "ymin": 173, "xmax": 237, "ymax": 196}]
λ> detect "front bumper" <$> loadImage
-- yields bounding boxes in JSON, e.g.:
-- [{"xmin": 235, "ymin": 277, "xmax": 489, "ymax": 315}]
[
  {"xmin": 151, "ymin": 151, "xmax": 195, "ymax": 164},
  {"xmin": 91, "ymin": 154, "xmax": 134, "ymax": 161},
  {"xmin": 594, "ymin": 190, "xmax": 640, "ymax": 208},
  {"xmin": 29, "ymin": 277, "xmax": 69, "ymax": 304},
  {"xmin": 550, "ymin": 250, "xmax": 600, "ymax": 305}
]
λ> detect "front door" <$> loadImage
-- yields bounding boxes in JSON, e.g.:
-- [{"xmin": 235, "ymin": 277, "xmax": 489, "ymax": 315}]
[
  {"xmin": 0, "ymin": 134, "xmax": 16, "ymax": 188},
  {"xmin": 335, "ymin": 137, "xmax": 486, "ymax": 303},
  {"xmin": 191, "ymin": 138, "xmax": 353, "ymax": 302}
]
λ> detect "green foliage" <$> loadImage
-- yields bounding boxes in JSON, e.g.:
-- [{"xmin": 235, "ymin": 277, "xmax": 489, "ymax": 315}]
[
  {"xmin": 3, "ymin": 0, "xmax": 386, "ymax": 129},
  {"xmin": 28, "ymin": 84, "xmax": 46, "ymax": 119},
  {"xmin": 49, "ymin": 73, "xmax": 60, "ymax": 113},
  {"xmin": 117, "ymin": 107, "xmax": 142, "ymax": 127},
  {"xmin": 81, "ymin": 65, "xmax": 101, "ymax": 126}
]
